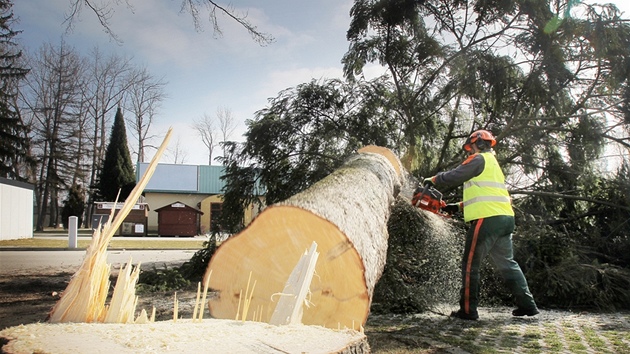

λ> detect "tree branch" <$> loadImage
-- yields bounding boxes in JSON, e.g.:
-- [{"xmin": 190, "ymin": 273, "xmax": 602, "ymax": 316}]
[
  {"xmin": 65, "ymin": 1, "xmax": 274, "ymax": 46},
  {"xmin": 510, "ymin": 189, "xmax": 630, "ymax": 212}
]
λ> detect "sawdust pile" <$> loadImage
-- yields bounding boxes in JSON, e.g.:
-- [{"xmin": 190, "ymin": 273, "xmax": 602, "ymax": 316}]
[
  {"xmin": 372, "ymin": 197, "xmax": 465, "ymax": 314},
  {"xmin": 0, "ymin": 320, "xmax": 367, "ymax": 354}
]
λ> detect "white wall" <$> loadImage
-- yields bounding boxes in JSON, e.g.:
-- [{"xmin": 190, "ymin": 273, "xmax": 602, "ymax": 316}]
[{"xmin": 0, "ymin": 179, "xmax": 34, "ymax": 240}]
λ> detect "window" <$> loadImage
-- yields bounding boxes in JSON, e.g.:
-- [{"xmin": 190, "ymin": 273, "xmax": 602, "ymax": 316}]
[{"xmin": 210, "ymin": 202, "xmax": 223, "ymax": 232}]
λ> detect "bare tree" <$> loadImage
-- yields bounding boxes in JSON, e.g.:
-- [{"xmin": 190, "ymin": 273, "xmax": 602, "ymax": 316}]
[
  {"xmin": 216, "ymin": 106, "xmax": 238, "ymax": 156},
  {"xmin": 23, "ymin": 41, "xmax": 87, "ymax": 230},
  {"xmin": 192, "ymin": 113, "xmax": 218, "ymax": 165},
  {"xmin": 123, "ymin": 66, "xmax": 167, "ymax": 163},
  {"xmin": 82, "ymin": 48, "xmax": 135, "ymax": 227},
  {"xmin": 63, "ymin": 0, "xmax": 274, "ymax": 45},
  {"xmin": 167, "ymin": 136, "xmax": 189, "ymax": 164}
]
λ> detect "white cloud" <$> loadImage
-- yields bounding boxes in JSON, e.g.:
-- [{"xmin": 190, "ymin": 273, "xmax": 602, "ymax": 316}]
[
  {"xmin": 330, "ymin": 0, "xmax": 355, "ymax": 31},
  {"xmin": 258, "ymin": 66, "xmax": 344, "ymax": 99}
]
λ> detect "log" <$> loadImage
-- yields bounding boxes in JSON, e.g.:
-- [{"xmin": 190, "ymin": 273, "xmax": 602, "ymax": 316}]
[{"xmin": 206, "ymin": 146, "xmax": 404, "ymax": 329}]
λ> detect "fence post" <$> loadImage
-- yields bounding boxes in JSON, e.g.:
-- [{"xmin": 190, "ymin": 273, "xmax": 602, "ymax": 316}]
[{"xmin": 68, "ymin": 216, "xmax": 78, "ymax": 249}]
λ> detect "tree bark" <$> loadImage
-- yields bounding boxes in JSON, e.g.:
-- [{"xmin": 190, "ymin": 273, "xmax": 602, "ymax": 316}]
[{"xmin": 206, "ymin": 146, "xmax": 404, "ymax": 329}]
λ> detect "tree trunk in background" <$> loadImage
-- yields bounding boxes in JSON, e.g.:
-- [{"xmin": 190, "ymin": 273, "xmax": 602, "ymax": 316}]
[{"xmin": 206, "ymin": 146, "xmax": 404, "ymax": 329}]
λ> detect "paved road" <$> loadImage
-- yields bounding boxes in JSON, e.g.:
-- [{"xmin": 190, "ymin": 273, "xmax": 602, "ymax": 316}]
[
  {"xmin": 0, "ymin": 249, "xmax": 197, "ymax": 275},
  {"xmin": 31, "ymin": 232, "xmax": 209, "ymax": 241}
]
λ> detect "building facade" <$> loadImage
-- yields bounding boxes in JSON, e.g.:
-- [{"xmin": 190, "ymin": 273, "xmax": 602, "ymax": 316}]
[
  {"xmin": 136, "ymin": 163, "xmax": 261, "ymax": 235},
  {"xmin": 0, "ymin": 177, "xmax": 34, "ymax": 240}
]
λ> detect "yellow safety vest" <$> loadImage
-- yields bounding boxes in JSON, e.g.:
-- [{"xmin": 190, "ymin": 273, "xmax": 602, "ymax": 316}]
[{"xmin": 462, "ymin": 152, "xmax": 514, "ymax": 222}]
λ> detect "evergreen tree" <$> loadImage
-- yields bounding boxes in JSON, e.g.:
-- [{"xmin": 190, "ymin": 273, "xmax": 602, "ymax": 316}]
[
  {"xmin": 0, "ymin": 0, "xmax": 30, "ymax": 180},
  {"xmin": 61, "ymin": 184, "xmax": 85, "ymax": 229},
  {"xmin": 98, "ymin": 107, "xmax": 135, "ymax": 201}
]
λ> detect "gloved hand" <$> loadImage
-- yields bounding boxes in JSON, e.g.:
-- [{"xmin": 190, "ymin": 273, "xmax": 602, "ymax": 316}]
[
  {"xmin": 442, "ymin": 203, "xmax": 460, "ymax": 214},
  {"xmin": 423, "ymin": 176, "xmax": 435, "ymax": 186}
]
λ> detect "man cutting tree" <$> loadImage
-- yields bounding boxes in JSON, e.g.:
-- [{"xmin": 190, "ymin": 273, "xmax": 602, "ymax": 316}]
[{"xmin": 425, "ymin": 129, "xmax": 539, "ymax": 321}]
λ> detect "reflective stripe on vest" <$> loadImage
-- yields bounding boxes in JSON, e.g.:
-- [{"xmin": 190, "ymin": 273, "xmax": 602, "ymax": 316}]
[
  {"xmin": 464, "ymin": 181, "xmax": 506, "ymax": 189},
  {"xmin": 463, "ymin": 195, "xmax": 512, "ymax": 207},
  {"xmin": 462, "ymin": 152, "xmax": 514, "ymax": 222}
]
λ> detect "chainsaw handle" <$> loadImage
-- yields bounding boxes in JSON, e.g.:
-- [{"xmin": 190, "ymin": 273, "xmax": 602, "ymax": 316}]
[
  {"xmin": 417, "ymin": 178, "xmax": 433, "ymax": 200},
  {"xmin": 412, "ymin": 181, "xmax": 431, "ymax": 208}
]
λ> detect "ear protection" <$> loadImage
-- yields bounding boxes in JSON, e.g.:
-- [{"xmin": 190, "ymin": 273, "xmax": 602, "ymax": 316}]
[{"xmin": 474, "ymin": 133, "xmax": 489, "ymax": 150}]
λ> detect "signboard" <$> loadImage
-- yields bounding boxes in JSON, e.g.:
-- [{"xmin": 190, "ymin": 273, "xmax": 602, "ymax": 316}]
[{"xmin": 97, "ymin": 202, "xmax": 145, "ymax": 210}]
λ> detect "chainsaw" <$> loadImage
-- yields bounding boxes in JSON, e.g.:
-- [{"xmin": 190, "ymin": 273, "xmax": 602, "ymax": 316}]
[{"xmin": 411, "ymin": 183, "xmax": 450, "ymax": 217}]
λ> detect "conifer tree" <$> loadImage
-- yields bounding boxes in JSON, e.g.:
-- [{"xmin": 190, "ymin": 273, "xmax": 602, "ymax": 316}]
[
  {"xmin": 0, "ymin": 0, "xmax": 30, "ymax": 179},
  {"xmin": 98, "ymin": 107, "xmax": 135, "ymax": 201},
  {"xmin": 61, "ymin": 184, "xmax": 85, "ymax": 229}
]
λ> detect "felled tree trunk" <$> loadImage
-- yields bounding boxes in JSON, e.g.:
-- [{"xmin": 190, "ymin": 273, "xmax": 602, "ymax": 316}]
[{"xmin": 206, "ymin": 146, "xmax": 404, "ymax": 329}]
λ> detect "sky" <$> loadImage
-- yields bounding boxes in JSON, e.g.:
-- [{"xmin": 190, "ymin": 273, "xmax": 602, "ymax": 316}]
[
  {"xmin": 13, "ymin": 0, "xmax": 367, "ymax": 165},
  {"xmin": 12, "ymin": 0, "xmax": 630, "ymax": 166}
]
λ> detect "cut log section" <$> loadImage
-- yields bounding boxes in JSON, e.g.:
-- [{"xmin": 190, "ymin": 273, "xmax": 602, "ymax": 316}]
[{"xmin": 206, "ymin": 146, "xmax": 404, "ymax": 329}]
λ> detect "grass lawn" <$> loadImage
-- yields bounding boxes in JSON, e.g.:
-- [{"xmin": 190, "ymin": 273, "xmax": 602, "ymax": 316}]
[{"xmin": 0, "ymin": 237, "xmax": 207, "ymax": 250}]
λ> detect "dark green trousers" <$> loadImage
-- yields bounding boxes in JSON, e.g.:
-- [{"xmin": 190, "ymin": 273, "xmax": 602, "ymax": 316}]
[{"xmin": 459, "ymin": 215, "xmax": 537, "ymax": 316}]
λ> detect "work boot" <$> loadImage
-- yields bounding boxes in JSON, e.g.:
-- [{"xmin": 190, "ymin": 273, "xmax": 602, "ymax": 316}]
[
  {"xmin": 512, "ymin": 308, "xmax": 539, "ymax": 317},
  {"xmin": 450, "ymin": 310, "xmax": 478, "ymax": 321}
]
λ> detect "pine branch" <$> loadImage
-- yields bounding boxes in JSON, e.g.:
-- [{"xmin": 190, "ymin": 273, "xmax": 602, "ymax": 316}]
[{"xmin": 510, "ymin": 189, "xmax": 630, "ymax": 212}]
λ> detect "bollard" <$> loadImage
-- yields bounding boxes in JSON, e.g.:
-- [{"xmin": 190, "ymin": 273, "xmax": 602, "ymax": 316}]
[{"xmin": 68, "ymin": 216, "xmax": 78, "ymax": 249}]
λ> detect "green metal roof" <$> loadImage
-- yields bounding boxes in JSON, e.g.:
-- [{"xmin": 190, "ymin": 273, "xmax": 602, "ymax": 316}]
[{"xmin": 198, "ymin": 165, "xmax": 226, "ymax": 194}]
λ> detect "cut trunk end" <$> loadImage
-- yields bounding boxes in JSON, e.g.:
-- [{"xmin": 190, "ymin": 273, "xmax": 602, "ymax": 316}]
[{"xmin": 207, "ymin": 146, "xmax": 404, "ymax": 329}]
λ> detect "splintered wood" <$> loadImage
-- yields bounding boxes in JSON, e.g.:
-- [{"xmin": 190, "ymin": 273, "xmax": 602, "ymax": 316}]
[
  {"xmin": 197, "ymin": 270, "xmax": 212, "ymax": 321},
  {"xmin": 191, "ymin": 270, "xmax": 213, "ymax": 322},
  {"xmin": 270, "ymin": 241, "xmax": 319, "ymax": 326},
  {"xmin": 103, "ymin": 260, "xmax": 142, "ymax": 323},
  {"xmin": 235, "ymin": 271, "xmax": 257, "ymax": 322},
  {"xmin": 48, "ymin": 128, "xmax": 173, "ymax": 324},
  {"xmin": 173, "ymin": 292, "xmax": 179, "ymax": 322},
  {"xmin": 206, "ymin": 145, "xmax": 404, "ymax": 329}
]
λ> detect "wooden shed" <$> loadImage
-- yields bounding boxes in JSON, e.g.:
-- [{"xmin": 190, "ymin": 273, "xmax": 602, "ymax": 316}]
[
  {"xmin": 155, "ymin": 201, "xmax": 203, "ymax": 237},
  {"xmin": 91, "ymin": 202, "xmax": 149, "ymax": 237}
]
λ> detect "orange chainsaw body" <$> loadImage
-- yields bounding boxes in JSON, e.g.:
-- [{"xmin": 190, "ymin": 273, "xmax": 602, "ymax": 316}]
[{"xmin": 411, "ymin": 185, "xmax": 449, "ymax": 217}]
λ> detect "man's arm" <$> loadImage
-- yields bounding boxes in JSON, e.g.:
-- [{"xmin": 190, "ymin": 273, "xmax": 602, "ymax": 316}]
[{"xmin": 433, "ymin": 154, "xmax": 485, "ymax": 187}]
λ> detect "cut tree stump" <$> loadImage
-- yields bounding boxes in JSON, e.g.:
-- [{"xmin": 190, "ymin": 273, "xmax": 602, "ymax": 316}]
[
  {"xmin": 206, "ymin": 146, "xmax": 404, "ymax": 329},
  {"xmin": 0, "ymin": 321, "xmax": 368, "ymax": 354}
]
